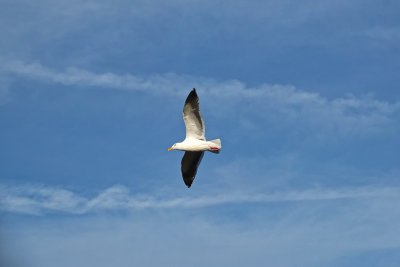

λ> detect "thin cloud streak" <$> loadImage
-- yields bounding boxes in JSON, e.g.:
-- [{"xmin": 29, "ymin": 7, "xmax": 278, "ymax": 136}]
[
  {"xmin": 1, "ymin": 184, "xmax": 400, "ymax": 215},
  {"xmin": 2, "ymin": 60, "xmax": 399, "ymax": 134}
]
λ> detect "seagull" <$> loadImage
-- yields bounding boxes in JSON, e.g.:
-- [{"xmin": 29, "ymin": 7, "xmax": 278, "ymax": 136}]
[{"xmin": 168, "ymin": 88, "xmax": 221, "ymax": 188}]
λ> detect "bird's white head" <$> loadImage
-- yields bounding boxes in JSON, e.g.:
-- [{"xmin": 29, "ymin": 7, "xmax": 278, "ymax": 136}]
[{"xmin": 168, "ymin": 143, "xmax": 177, "ymax": 151}]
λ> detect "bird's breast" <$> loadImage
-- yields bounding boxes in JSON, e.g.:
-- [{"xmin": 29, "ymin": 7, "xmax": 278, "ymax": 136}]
[{"xmin": 181, "ymin": 139, "xmax": 209, "ymax": 151}]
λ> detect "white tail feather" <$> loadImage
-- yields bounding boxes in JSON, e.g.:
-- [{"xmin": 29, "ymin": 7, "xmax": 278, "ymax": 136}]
[
  {"xmin": 209, "ymin": 138, "xmax": 221, "ymax": 147},
  {"xmin": 208, "ymin": 139, "xmax": 221, "ymax": 154}
]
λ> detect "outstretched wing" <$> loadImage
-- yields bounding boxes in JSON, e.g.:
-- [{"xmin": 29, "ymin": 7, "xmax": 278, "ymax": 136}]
[
  {"xmin": 181, "ymin": 151, "xmax": 204, "ymax": 188},
  {"xmin": 183, "ymin": 88, "xmax": 205, "ymax": 140}
]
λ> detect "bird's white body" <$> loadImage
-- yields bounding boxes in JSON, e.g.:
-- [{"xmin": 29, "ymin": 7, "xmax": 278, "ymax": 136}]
[{"xmin": 175, "ymin": 138, "xmax": 221, "ymax": 152}]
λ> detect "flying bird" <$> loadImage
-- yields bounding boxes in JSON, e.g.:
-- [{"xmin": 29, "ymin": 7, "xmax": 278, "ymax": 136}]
[{"xmin": 168, "ymin": 88, "xmax": 221, "ymax": 188}]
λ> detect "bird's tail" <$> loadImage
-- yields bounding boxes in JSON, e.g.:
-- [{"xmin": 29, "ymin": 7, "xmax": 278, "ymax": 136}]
[{"xmin": 208, "ymin": 139, "xmax": 221, "ymax": 154}]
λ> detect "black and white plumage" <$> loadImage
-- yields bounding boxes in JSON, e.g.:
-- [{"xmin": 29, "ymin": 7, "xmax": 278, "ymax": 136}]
[{"xmin": 168, "ymin": 88, "xmax": 221, "ymax": 188}]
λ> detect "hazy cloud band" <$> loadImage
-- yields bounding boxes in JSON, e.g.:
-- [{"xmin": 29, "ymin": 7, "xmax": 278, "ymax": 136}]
[{"xmin": 1, "ymin": 184, "xmax": 399, "ymax": 215}]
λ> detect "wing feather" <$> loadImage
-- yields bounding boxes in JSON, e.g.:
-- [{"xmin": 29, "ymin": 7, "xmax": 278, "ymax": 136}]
[
  {"xmin": 181, "ymin": 151, "xmax": 204, "ymax": 188},
  {"xmin": 183, "ymin": 88, "xmax": 205, "ymax": 140}
]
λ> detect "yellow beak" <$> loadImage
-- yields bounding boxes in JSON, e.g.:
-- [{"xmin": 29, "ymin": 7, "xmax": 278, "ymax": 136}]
[{"xmin": 168, "ymin": 147, "xmax": 173, "ymax": 151}]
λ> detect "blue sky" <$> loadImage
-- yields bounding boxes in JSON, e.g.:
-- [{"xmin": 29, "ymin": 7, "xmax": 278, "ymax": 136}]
[{"xmin": 1, "ymin": 0, "xmax": 400, "ymax": 266}]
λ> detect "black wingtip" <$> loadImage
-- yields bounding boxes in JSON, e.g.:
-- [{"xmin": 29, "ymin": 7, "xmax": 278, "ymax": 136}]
[
  {"xmin": 185, "ymin": 88, "xmax": 199, "ymax": 105},
  {"xmin": 190, "ymin": 88, "xmax": 197, "ymax": 95},
  {"xmin": 184, "ymin": 177, "xmax": 194, "ymax": 188}
]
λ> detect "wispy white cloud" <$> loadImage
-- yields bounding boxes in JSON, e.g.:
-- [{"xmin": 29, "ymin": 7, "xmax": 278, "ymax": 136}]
[
  {"xmin": 1, "ymin": 184, "xmax": 399, "ymax": 215},
  {"xmin": 2, "ymin": 60, "xmax": 194, "ymax": 95},
  {"xmin": 2, "ymin": 60, "xmax": 399, "ymax": 135},
  {"xmin": 3, "ymin": 184, "xmax": 400, "ymax": 267}
]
